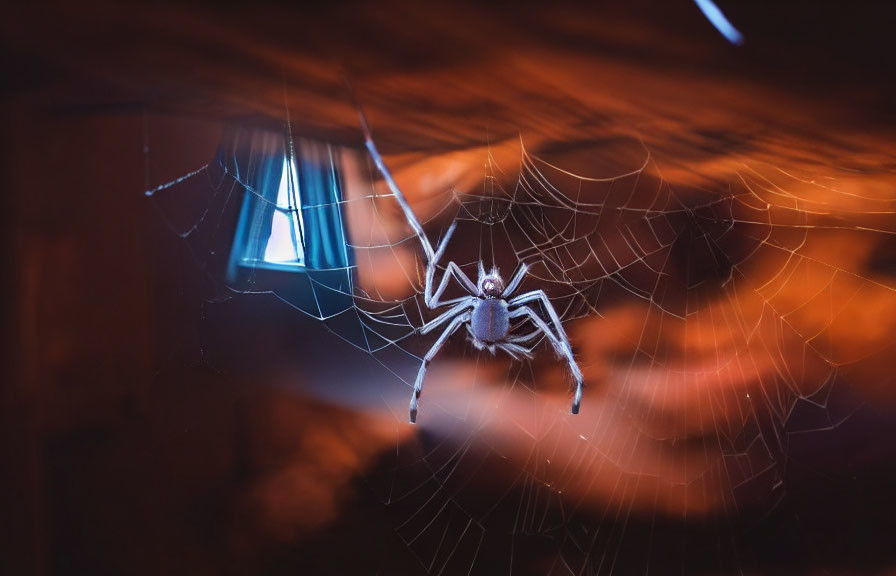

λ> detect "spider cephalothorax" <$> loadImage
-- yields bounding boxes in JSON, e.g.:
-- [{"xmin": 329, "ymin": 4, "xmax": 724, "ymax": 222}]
[
  {"xmin": 478, "ymin": 270, "xmax": 504, "ymax": 298},
  {"xmin": 356, "ymin": 105, "xmax": 584, "ymax": 423}
]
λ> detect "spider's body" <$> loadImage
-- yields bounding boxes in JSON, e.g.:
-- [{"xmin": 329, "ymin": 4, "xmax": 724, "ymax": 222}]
[
  {"xmin": 356, "ymin": 104, "xmax": 585, "ymax": 422},
  {"xmin": 470, "ymin": 295, "xmax": 509, "ymax": 345}
]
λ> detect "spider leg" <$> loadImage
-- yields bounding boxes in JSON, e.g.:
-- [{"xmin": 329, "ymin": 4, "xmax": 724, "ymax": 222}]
[
  {"xmin": 508, "ymin": 305, "xmax": 575, "ymax": 365},
  {"xmin": 501, "ymin": 262, "xmax": 530, "ymax": 299},
  {"xmin": 420, "ymin": 299, "xmax": 476, "ymax": 335},
  {"xmin": 508, "ymin": 303, "xmax": 584, "ymax": 414},
  {"xmin": 356, "ymin": 107, "xmax": 477, "ymax": 309},
  {"xmin": 497, "ymin": 342, "xmax": 534, "ymax": 360},
  {"xmin": 410, "ymin": 311, "xmax": 471, "ymax": 423},
  {"xmin": 356, "ymin": 104, "xmax": 434, "ymax": 263},
  {"xmin": 429, "ymin": 260, "xmax": 478, "ymax": 308},
  {"xmin": 506, "ymin": 330, "xmax": 543, "ymax": 344},
  {"xmin": 427, "ymin": 222, "xmax": 478, "ymax": 307},
  {"xmin": 508, "ymin": 290, "xmax": 573, "ymax": 349}
]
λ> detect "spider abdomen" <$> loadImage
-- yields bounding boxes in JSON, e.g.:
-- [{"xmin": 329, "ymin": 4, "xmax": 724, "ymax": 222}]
[{"xmin": 470, "ymin": 298, "xmax": 510, "ymax": 343}]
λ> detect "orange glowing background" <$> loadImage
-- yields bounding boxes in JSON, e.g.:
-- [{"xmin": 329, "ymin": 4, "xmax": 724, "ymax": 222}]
[{"xmin": 3, "ymin": 1, "xmax": 896, "ymax": 575}]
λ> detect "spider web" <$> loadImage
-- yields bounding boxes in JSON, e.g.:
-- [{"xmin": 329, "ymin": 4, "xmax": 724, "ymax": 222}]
[{"xmin": 145, "ymin": 102, "xmax": 895, "ymax": 575}]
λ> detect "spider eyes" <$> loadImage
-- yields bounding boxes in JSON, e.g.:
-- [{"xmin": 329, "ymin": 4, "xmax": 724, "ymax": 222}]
[{"xmin": 480, "ymin": 277, "xmax": 503, "ymax": 298}]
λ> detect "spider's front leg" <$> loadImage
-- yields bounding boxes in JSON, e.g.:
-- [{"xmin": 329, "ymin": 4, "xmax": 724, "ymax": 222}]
[
  {"xmin": 501, "ymin": 262, "xmax": 530, "ymax": 299},
  {"xmin": 355, "ymin": 102, "xmax": 476, "ymax": 310},
  {"xmin": 424, "ymin": 222, "xmax": 478, "ymax": 308},
  {"xmin": 508, "ymin": 290, "xmax": 584, "ymax": 414},
  {"xmin": 410, "ymin": 311, "xmax": 472, "ymax": 423}
]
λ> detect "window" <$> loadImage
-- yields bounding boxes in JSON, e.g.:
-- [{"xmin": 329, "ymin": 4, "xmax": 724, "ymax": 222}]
[{"xmin": 223, "ymin": 122, "xmax": 352, "ymax": 284}]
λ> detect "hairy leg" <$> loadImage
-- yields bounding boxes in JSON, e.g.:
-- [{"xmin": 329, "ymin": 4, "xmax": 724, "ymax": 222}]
[
  {"xmin": 508, "ymin": 290, "xmax": 574, "ymax": 356},
  {"xmin": 508, "ymin": 305, "xmax": 584, "ymax": 414},
  {"xmin": 501, "ymin": 262, "xmax": 530, "ymax": 299},
  {"xmin": 411, "ymin": 312, "xmax": 471, "ymax": 423},
  {"xmin": 497, "ymin": 342, "xmax": 535, "ymax": 360},
  {"xmin": 421, "ymin": 299, "xmax": 475, "ymax": 336}
]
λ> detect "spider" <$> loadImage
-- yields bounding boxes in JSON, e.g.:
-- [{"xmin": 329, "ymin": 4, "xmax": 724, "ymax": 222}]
[{"xmin": 356, "ymin": 107, "xmax": 584, "ymax": 423}]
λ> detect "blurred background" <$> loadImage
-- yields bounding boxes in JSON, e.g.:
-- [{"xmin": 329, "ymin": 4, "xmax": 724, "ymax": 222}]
[{"xmin": 3, "ymin": 1, "xmax": 896, "ymax": 574}]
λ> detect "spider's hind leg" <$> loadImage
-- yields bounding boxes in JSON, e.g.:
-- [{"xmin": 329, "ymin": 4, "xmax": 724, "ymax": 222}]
[
  {"xmin": 410, "ymin": 312, "xmax": 471, "ymax": 423},
  {"xmin": 508, "ymin": 302, "xmax": 585, "ymax": 415},
  {"xmin": 497, "ymin": 342, "xmax": 535, "ymax": 361}
]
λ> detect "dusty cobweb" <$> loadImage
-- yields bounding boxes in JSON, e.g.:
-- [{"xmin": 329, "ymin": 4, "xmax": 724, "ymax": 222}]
[{"xmin": 144, "ymin": 99, "xmax": 895, "ymax": 574}]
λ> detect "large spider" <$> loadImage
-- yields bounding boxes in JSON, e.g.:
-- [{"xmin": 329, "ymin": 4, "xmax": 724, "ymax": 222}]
[{"xmin": 356, "ymin": 108, "xmax": 584, "ymax": 423}]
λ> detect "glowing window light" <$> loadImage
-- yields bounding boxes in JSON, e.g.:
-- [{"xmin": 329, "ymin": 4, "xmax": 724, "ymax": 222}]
[
  {"xmin": 262, "ymin": 154, "xmax": 306, "ymax": 267},
  {"xmin": 225, "ymin": 124, "xmax": 351, "ymax": 283}
]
